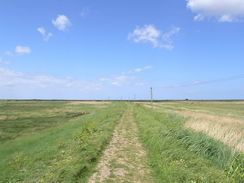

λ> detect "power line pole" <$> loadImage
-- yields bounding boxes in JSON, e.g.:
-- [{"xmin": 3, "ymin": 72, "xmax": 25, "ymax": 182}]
[{"xmin": 150, "ymin": 87, "xmax": 153, "ymax": 108}]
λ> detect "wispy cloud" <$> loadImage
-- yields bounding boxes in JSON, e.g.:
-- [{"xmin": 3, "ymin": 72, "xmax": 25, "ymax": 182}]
[
  {"xmin": 80, "ymin": 7, "xmax": 90, "ymax": 17},
  {"xmin": 100, "ymin": 66, "xmax": 153, "ymax": 86},
  {"xmin": 37, "ymin": 27, "xmax": 53, "ymax": 41},
  {"xmin": 100, "ymin": 75, "xmax": 135, "ymax": 86},
  {"xmin": 52, "ymin": 15, "xmax": 71, "ymax": 31},
  {"xmin": 0, "ymin": 58, "xmax": 10, "ymax": 65},
  {"xmin": 0, "ymin": 64, "xmax": 153, "ymax": 95},
  {"xmin": 158, "ymin": 74, "xmax": 244, "ymax": 89},
  {"xmin": 4, "ymin": 51, "xmax": 14, "ymax": 56},
  {"xmin": 128, "ymin": 25, "xmax": 180, "ymax": 50},
  {"xmin": 0, "ymin": 66, "xmax": 101, "ymax": 90},
  {"xmin": 128, "ymin": 65, "xmax": 153, "ymax": 74},
  {"xmin": 187, "ymin": 0, "xmax": 244, "ymax": 22}
]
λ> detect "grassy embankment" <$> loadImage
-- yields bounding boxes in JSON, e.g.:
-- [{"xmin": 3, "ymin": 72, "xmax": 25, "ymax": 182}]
[
  {"xmin": 133, "ymin": 103, "xmax": 243, "ymax": 183},
  {"xmin": 0, "ymin": 101, "xmax": 125, "ymax": 182}
]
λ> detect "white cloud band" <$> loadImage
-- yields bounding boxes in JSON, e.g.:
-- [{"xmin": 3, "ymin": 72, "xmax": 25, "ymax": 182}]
[{"xmin": 187, "ymin": 0, "xmax": 244, "ymax": 22}]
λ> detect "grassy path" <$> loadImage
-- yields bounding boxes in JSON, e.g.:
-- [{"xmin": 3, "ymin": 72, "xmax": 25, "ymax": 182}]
[{"xmin": 88, "ymin": 104, "xmax": 154, "ymax": 183}]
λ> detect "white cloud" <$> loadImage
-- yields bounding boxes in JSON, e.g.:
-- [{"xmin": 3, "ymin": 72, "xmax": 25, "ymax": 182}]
[
  {"xmin": 128, "ymin": 25, "xmax": 180, "ymax": 50},
  {"xmin": 128, "ymin": 25, "xmax": 161, "ymax": 47},
  {"xmin": 37, "ymin": 27, "xmax": 45, "ymax": 35},
  {"xmin": 187, "ymin": 0, "xmax": 244, "ymax": 22},
  {"xmin": 15, "ymin": 46, "xmax": 31, "ymax": 55},
  {"xmin": 52, "ymin": 15, "xmax": 71, "ymax": 31},
  {"xmin": 37, "ymin": 27, "xmax": 53, "ymax": 41}
]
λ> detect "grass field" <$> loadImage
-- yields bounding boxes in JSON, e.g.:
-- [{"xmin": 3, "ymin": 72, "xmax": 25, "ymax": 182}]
[{"xmin": 0, "ymin": 100, "xmax": 243, "ymax": 182}]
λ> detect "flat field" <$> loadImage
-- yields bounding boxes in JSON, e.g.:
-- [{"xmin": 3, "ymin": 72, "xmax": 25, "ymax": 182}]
[{"xmin": 0, "ymin": 101, "xmax": 243, "ymax": 183}]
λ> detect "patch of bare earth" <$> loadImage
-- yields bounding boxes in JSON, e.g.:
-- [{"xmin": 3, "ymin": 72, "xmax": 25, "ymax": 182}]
[{"xmin": 88, "ymin": 106, "xmax": 154, "ymax": 183}]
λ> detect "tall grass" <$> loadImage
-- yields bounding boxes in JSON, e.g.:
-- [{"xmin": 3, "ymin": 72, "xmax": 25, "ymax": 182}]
[
  {"xmin": 169, "ymin": 129, "xmax": 234, "ymax": 169},
  {"xmin": 133, "ymin": 104, "xmax": 237, "ymax": 183},
  {"xmin": 0, "ymin": 102, "xmax": 125, "ymax": 183},
  {"xmin": 153, "ymin": 101, "xmax": 244, "ymax": 152}
]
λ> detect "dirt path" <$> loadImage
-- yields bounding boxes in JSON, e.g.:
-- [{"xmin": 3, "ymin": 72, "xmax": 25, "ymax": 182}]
[{"xmin": 88, "ymin": 105, "xmax": 154, "ymax": 183}]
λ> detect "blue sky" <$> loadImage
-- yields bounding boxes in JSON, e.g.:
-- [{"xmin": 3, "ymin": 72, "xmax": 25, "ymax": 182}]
[{"xmin": 0, "ymin": 0, "xmax": 244, "ymax": 100}]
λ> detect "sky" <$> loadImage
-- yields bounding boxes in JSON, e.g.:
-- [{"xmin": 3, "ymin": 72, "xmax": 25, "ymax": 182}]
[{"xmin": 0, "ymin": 0, "xmax": 244, "ymax": 100}]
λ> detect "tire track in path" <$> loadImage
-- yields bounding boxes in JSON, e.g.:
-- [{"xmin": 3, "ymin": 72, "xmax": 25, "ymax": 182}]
[{"xmin": 88, "ymin": 104, "xmax": 154, "ymax": 183}]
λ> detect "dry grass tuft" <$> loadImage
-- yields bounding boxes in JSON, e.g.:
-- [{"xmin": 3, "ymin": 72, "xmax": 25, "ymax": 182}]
[{"xmin": 0, "ymin": 116, "xmax": 7, "ymax": 120}]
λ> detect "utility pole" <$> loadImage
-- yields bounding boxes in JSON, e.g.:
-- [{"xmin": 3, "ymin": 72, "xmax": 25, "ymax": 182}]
[{"xmin": 150, "ymin": 87, "xmax": 153, "ymax": 108}]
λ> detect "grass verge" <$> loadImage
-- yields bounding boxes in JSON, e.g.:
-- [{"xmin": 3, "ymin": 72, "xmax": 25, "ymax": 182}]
[{"xmin": 133, "ymin": 104, "xmax": 242, "ymax": 183}]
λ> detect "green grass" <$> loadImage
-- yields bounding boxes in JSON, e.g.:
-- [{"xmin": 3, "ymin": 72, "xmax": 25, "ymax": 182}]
[
  {"xmin": 133, "ymin": 104, "xmax": 238, "ymax": 183},
  {"xmin": 0, "ymin": 101, "xmax": 125, "ymax": 183},
  {"xmin": 0, "ymin": 101, "xmax": 81, "ymax": 142},
  {"xmin": 1, "ymin": 101, "xmax": 243, "ymax": 182},
  {"xmin": 0, "ymin": 101, "xmax": 107, "ymax": 143},
  {"xmin": 170, "ymin": 129, "xmax": 233, "ymax": 169}
]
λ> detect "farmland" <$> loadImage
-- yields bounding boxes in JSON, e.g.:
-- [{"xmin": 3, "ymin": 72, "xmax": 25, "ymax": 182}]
[{"xmin": 0, "ymin": 101, "xmax": 243, "ymax": 182}]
